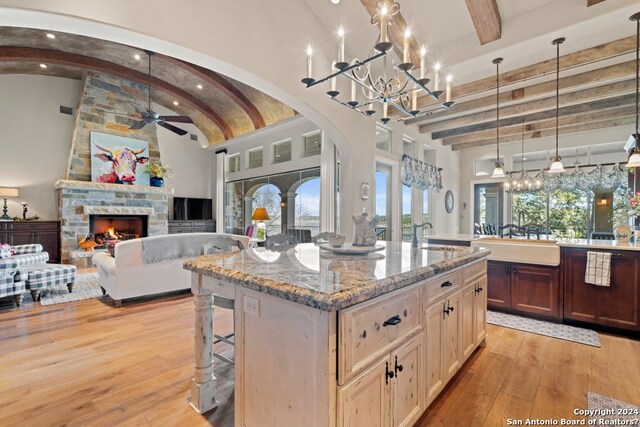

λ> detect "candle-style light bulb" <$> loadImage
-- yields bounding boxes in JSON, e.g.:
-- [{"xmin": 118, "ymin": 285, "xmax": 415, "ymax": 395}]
[
  {"xmin": 446, "ymin": 74, "xmax": 452, "ymax": 102},
  {"xmin": 434, "ymin": 62, "xmax": 441, "ymax": 91},
  {"xmin": 383, "ymin": 101, "xmax": 388, "ymax": 119},
  {"xmin": 338, "ymin": 26, "xmax": 345, "ymax": 63},
  {"xmin": 403, "ymin": 28, "xmax": 411, "ymax": 64},
  {"xmin": 420, "ymin": 46, "xmax": 427, "ymax": 79},
  {"xmin": 306, "ymin": 45, "xmax": 313, "ymax": 79},
  {"xmin": 380, "ymin": 5, "xmax": 388, "ymax": 43},
  {"xmin": 351, "ymin": 79, "xmax": 356, "ymax": 102},
  {"xmin": 331, "ymin": 61, "xmax": 337, "ymax": 92},
  {"xmin": 412, "ymin": 86, "xmax": 417, "ymax": 111}
]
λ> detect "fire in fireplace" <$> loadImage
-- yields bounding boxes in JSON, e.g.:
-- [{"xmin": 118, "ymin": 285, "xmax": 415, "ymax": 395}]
[{"xmin": 89, "ymin": 215, "xmax": 148, "ymax": 244}]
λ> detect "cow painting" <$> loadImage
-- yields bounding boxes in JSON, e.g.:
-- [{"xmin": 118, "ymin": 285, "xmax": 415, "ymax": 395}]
[{"xmin": 92, "ymin": 143, "xmax": 149, "ymax": 185}]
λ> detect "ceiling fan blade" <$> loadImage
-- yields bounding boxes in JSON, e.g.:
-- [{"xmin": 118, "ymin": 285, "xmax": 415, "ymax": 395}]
[
  {"xmin": 129, "ymin": 101, "xmax": 148, "ymax": 115},
  {"xmin": 129, "ymin": 120, "xmax": 147, "ymax": 130},
  {"xmin": 158, "ymin": 115, "xmax": 193, "ymax": 124},
  {"xmin": 158, "ymin": 121, "xmax": 188, "ymax": 136}
]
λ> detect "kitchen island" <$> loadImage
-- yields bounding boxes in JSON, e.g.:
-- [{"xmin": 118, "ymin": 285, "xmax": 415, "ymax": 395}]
[{"xmin": 184, "ymin": 242, "xmax": 490, "ymax": 426}]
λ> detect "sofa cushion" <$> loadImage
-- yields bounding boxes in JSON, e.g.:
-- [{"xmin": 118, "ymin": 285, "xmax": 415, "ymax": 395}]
[
  {"xmin": 0, "ymin": 243, "xmax": 16, "ymax": 259},
  {"xmin": 13, "ymin": 252, "xmax": 49, "ymax": 268},
  {"xmin": 13, "ymin": 244, "xmax": 43, "ymax": 255}
]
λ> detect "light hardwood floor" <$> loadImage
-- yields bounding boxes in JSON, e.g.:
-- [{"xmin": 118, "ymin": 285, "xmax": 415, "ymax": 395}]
[{"xmin": 0, "ymin": 293, "xmax": 638, "ymax": 426}]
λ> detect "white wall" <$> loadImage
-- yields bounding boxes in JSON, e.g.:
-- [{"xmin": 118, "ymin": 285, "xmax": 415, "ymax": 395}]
[
  {"xmin": 0, "ymin": 74, "xmax": 213, "ymax": 221},
  {"xmin": 0, "ymin": 75, "xmax": 78, "ymax": 220}
]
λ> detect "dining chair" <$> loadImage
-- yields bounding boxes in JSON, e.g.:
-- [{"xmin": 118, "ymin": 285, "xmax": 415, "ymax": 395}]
[{"xmin": 202, "ymin": 236, "xmax": 245, "ymax": 365}]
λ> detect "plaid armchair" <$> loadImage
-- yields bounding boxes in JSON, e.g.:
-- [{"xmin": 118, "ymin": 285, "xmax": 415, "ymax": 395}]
[{"xmin": 0, "ymin": 244, "xmax": 49, "ymax": 307}]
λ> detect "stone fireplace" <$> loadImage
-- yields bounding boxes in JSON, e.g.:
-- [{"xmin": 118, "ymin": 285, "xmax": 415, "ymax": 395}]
[{"xmin": 55, "ymin": 179, "xmax": 170, "ymax": 264}]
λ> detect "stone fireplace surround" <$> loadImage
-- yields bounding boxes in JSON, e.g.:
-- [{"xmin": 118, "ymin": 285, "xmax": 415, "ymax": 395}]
[{"xmin": 55, "ymin": 179, "xmax": 170, "ymax": 264}]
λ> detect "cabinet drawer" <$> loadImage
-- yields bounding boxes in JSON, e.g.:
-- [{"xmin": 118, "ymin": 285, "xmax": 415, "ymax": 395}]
[
  {"xmin": 339, "ymin": 286, "xmax": 422, "ymax": 384},
  {"xmin": 425, "ymin": 269, "xmax": 461, "ymax": 306},
  {"xmin": 7, "ymin": 221, "xmax": 59, "ymax": 231},
  {"xmin": 463, "ymin": 260, "xmax": 487, "ymax": 283}
]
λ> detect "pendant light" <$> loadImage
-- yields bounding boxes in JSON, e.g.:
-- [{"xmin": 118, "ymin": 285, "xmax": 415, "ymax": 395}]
[
  {"xmin": 491, "ymin": 57, "xmax": 505, "ymax": 179},
  {"xmin": 548, "ymin": 37, "xmax": 566, "ymax": 173},
  {"xmin": 627, "ymin": 12, "xmax": 640, "ymax": 168}
]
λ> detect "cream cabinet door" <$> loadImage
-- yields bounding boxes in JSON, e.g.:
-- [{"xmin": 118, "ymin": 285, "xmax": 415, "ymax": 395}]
[
  {"xmin": 461, "ymin": 283, "xmax": 476, "ymax": 361},
  {"xmin": 474, "ymin": 277, "xmax": 488, "ymax": 345},
  {"xmin": 424, "ymin": 301, "xmax": 445, "ymax": 405},
  {"xmin": 442, "ymin": 291, "xmax": 462, "ymax": 383},
  {"xmin": 338, "ymin": 356, "xmax": 391, "ymax": 427},
  {"xmin": 391, "ymin": 333, "xmax": 424, "ymax": 427}
]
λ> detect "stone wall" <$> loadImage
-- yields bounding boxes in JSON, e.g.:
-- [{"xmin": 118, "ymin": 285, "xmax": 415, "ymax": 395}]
[
  {"xmin": 67, "ymin": 71, "xmax": 160, "ymax": 181},
  {"xmin": 55, "ymin": 180, "xmax": 170, "ymax": 264}
]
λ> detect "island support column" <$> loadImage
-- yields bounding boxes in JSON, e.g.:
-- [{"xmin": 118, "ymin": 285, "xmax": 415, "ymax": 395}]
[{"xmin": 190, "ymin": 272, "xmax": 218, "ymax": 413}]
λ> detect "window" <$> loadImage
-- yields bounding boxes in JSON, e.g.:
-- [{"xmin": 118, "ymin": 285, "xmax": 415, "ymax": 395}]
[
  {"xmin": 227, "ymin": 154, "xmax": 240, "ymax": 173},
  {"xmin": 376, "ymin": 126, "xmax": 391, "ymax": 152},
  {"xmin": 248, "ymin": 148, "xmax": 263, "ymax": 169},
  {"xmin": 402, "ymin": 137, "xmax": 413, "ymax": 156},
  {"xmin": 303, "ymin": 132, "xmax": 322, "ymax": 157},
  {"xmin": 273, "ymin": 140, "xmax": 291, "ymax": 164}
]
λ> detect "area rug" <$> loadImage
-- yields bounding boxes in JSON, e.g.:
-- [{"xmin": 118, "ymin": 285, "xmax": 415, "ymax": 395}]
[
  {"xmin": 587, "ymin": 392, "xmax": 639, "ymax": 424},
  {"xmin": 487, "ymin": 310, "xmax": 600, "ymax": 347},
  {"xmin": 40, "ymin": 272, "xmax": 103, "ymax": 306}
]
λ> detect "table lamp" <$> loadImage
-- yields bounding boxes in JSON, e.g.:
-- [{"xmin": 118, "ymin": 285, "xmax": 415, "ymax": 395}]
[
  {"xmin": 0, "ymin": 187, "xmax": 19, "ymax": 221},
  {"xmin": 251, "ymin": 207, "xmax": 270, "ymax": 240}
]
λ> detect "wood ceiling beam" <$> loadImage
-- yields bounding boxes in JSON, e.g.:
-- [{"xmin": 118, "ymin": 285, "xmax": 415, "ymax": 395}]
[
  {"xmin": 422, "ymin": 79, "xmax": 636, "ymax": 136},
  {"xmin": 451, "ymin": 115, "xmax": 635, "ymax": 151},
  {"xmin": 443, "ymin": 106, "xmax": 636, "ymax": 146},
  {"xmin": 162, "ymin": 56, "xmax": 266, "ymax": 130},
  {"xmin": 409, "ymin": 60, "xmax": 635, "ymax": 122},
  {"xmin": 407, "ymin": 35, "xmax": 636, "ymax": 116},
  {"xmin": 587, "ymin": 0, "xmax": 606, "ymax": 6},
  {"xmin": 464, "ymin": 0, "xmax": 502, "ymax": 45},
  {"xmin": 0, "ymin": 46, "xmax": 234, "ymax": 140},
  {"xmin": 360, "ymin": 0, "xmax": 422, "ymax": 67},
  {"xmin": 432, "ymin": 92, "xmax": 635, "ymax": 140}
]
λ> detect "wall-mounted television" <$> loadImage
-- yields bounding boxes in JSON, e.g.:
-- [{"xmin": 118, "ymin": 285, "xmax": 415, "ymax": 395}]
[{"xmin": 173, "ymin": 197, "xmax": 213, "ymax": 220}]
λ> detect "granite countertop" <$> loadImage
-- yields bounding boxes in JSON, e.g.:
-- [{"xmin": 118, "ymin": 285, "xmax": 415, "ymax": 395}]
[
  {"xmin": 184, "ymin": 242, "xmax": 490, "ymax": 311},
  {"xmin": 556, "ymin": 239, "xmax": 640, "ymax": 251}
]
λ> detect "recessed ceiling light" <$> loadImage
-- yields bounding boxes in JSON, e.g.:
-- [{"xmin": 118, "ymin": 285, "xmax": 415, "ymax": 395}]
[
  {"xmin": 331, "ymin": 0, "xmax": 340, "ymax": 4},
  {"xmin": 197, "ymin": 84, "xmax": 203, "ymax": 90},
  {"xmin": 173, "ymin": 101, "xmax": 179, "ymax": 106},
  {"xmin": 134, "ymin": 53, "xmax": 141, "ymax": 61},
  {"xmin": 39, "ymin": 63, "xmax": 48, "ymax": 69},
  {"xmin": 46, "ymin": 33, "xmax": 56, "ymax": 39}
]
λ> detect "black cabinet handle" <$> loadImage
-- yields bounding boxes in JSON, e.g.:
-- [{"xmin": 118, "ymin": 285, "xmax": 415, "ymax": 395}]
[
  {"xmin": 504, "ymin": 267, "xmax": 510, "ymax": 274},
  {"xmin": 394, "ymin": 355, "xmax": 403, "ymax": 376},
  {"xmin": 443, "ymin": 303, "xmax": 449, "ymax": 318},
  {"xmin": 383, "ymin": 315, "xmax": 402, "ymax": 327},
  {"xmin": 385, "ymin": 361, "xmax": 395, "ymax": 384},
  {"xmin": 448, "ymin": 305, "xmax": 454, "ymax": 313},
  {"xmin": 440, "ymin": 280, "xmax": 454, "ymax": 288},
  {"xmin": 512, "ymin": 267, "xmax": 518, "ymax": 274}
]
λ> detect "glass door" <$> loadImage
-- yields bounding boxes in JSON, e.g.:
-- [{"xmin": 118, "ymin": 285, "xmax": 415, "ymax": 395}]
[
  {"xmin": 473, "ymin": 183, "xmax": 503, "ymax": 235},
  {"xmin": 376, "ymin": 164, "xmax": 392, "ymax": 241}
]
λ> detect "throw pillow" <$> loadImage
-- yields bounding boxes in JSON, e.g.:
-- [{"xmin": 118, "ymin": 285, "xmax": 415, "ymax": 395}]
[{"xmin": 0, "ymin": 243, "xmax": 15, "ymax": 259}]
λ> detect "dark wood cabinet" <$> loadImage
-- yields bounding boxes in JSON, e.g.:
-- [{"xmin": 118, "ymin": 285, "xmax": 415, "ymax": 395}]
[
  {"xmin": 0, "ymin": 221, "xmax": 61, "ymax": 263},
  {"xmin": 487, "ymin": 260, "xmax": 561, "ymax": 320},
  {"xmin": 563, "ymin": 248, "xmax": 639, "ymax": 332},
  {"xmin": 168, "ymin": 220, "xmax": 216, "ymax": 234}
]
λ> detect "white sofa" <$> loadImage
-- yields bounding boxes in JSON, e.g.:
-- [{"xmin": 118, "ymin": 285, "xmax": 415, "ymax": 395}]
[{"xmin": 92, "ymin": 233, "xmax": 249, "ymax": 306}]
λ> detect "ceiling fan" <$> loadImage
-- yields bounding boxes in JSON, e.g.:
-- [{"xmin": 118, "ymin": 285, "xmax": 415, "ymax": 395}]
[{"xmin": 129, "ymin": 50, "xmax": 193, "ymax": 136}]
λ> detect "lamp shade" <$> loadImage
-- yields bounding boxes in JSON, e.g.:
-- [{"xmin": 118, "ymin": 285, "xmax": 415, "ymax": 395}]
[
  {"xmin": 0, "ymin": 187, "xmax": 19, "ymax": 197},
  {"xmin": 251, "ymin": 207, "xmax": 270, "ymax": 221},
  {"xmin": 548, "ymin": 159, "xmax": 566, "ymax": 173},
  {"xmin": 627, "ymin": 150, "xmax": 640, "ymax": 168},
  {"xmin": 491, "ymin": 166, "xmax": 505, "ymax": 179}
]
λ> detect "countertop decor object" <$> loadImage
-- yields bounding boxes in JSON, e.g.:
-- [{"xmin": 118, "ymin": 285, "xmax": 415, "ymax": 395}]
[
  {"xmin": 445, "ymin": 190, "xmax": 454, "ymax": 213},
  {"xmin": 352, "ymin": 211, "xmax": 378, "ymax": 246},
  {"xmin": 327, "ymin": 234, "xmax": 346, "ymax": 247},
  {"xmin": 319, "ymin": 243, "xmax": 384, "ymax": 256},
  {"xmin": 0, "ymin": 187, "xmax": 19, "ymax": 221},
  {"xmin": 614, "ymin": 224, "xmax": 632, "ymax": 243}
]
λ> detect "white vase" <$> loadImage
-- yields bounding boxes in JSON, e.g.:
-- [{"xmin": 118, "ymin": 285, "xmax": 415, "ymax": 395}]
[{"xmin": 614, "ymin": 225, "xmax": 632, "ymax": 243}]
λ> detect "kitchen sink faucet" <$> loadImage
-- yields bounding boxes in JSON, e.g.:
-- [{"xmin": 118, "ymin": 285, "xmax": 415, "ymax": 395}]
[{"xmin": 412, "ymin": 222, "xmax": 433, "ymax": 247}]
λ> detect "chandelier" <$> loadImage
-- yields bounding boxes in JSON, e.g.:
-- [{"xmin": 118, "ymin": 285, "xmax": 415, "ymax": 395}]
[
  {"xmin": 504, "ymin": 125, "xmax": 543, "ymax": 193},
  {"xmin": 301, "ymin": 1, "xmax": 454, "ymax": 123}
]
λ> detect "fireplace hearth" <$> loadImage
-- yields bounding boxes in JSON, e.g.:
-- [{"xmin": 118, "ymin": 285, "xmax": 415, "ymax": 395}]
[{"xmin": 90, "ymin": 215, "xmax": 148, "ymax": 244}]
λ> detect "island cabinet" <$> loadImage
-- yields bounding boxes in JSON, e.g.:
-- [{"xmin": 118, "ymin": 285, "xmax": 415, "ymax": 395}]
[
  {"xmin": 563, "ymin": 247, "xmax": 640, "ymax": 331},
  {"xmin": 486, "ymin": 260, "xmax": 561, "ymax": 320}
]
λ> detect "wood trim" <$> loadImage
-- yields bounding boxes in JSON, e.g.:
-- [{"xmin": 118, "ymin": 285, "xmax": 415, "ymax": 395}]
[
  {"xmin": 164, "ymin": 57, "xmax": 266, "ymax": 130},
  {"xmin": 442, "ymin": 105, "xmax": 636, "ymax": 146},
  {"xmin": 424, "ymin": 80, "xmax": 636, "ymax": 137},
  {"xmin": 0, "ymin": 46, "xmax": 234, "ymax": 140},
  {"xmin": 410, "ymin": 60, "xmax": 636, "ymax": 122},
  {"xmin": 407, "ymin": 35, "xmax": 637, "ymax": 116},
  {"xmin": 587, "ymin": 0, "xmax": 606, "ymax": 6},
  {"xmin": 464, "ymin": 0, "xmax": 502, "ymax": 45},
  {"xmin": 450, "ymin": 116, "xmax": 636, "ymax": 151}
]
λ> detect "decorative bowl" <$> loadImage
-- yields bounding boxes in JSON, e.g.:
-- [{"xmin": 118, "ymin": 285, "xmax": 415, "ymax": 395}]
[{"xmin": 328, "ymin": 235, "xmax": 347, "ymax": 247}]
